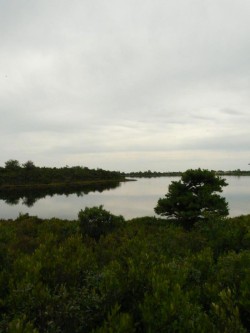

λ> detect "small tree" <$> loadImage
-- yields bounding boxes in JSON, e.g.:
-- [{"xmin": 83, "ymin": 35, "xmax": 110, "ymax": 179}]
[
  {"xmin": 5, "ymin": 159, "xmax": 20, "ymax": 170},
  {"xmin": 154, "ymin": 168, "xmax": 229, "ymax": 228},
  {"xmin": 22, "ymin": 160, "xmax": 36, "ymax": 169}
]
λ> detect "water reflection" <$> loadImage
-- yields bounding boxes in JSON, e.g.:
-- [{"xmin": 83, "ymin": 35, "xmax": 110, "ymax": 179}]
[
  {"xmin": 0, "ymin": 177, "xmax": 249, "ymax": 220},
  {"xmin": 0, "ymin": 182, "xmax": 121, "ymax": 207}
]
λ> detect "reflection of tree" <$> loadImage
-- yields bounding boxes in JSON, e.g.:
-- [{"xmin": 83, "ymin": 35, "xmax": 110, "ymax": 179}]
[
  {"xmin": 5, "ymin": 197, "xmax": 20, "ymax": 205},
  {"xmin": 0, "ymin": 182, "xmax": 121, "ymax": 208},
  {"xmin": 22, "ymin": 196, "xmax": 37, "ymax": 207}
]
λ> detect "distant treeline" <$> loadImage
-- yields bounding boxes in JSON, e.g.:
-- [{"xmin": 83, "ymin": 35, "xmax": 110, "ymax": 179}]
[
  {"xmin": 125, "ymin": 169, "xmax": 250, "ymax": 178},
  {"xmin": 1, "ymin": 160, "xmax": 250, "ymax": 186},
  {"xmin": 216, "ymin": 169, "xmax": 250, "ymax": 176},
  {"xmin": 0, "ymin": 160, "xmax": 124, "ymax": 187},
  {"xmin": 124, "ymin": 170, "xmax": 182, "ymax": 178}
]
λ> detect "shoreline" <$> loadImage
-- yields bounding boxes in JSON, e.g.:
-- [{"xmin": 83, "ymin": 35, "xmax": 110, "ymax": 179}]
[{"xmin": 0, "ymin": 178, "xmax": 135, "ymax": 190}]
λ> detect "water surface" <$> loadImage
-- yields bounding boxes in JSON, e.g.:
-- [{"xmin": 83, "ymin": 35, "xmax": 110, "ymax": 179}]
[{"xmin": 0, "ymin": 177, "xmax": 249, "ymax": 220}]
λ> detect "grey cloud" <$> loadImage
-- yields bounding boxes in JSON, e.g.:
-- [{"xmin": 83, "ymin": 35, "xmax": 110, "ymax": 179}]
[
  {"xmin": 1, "ymin": 0, "xmax": 250, "ymax": 170},
  {"xmin": 220, "ymin": 108, "xmax": 246, "ymax": 116},
  {"xmin": 186, "ymin": 132, "xmax": 250, "ymax": 152}
]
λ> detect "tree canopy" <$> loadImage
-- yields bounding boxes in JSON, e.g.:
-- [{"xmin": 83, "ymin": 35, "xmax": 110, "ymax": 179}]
[{"xmin": 154, "ymin": 168, "xmax": 229, "ymax": 227}]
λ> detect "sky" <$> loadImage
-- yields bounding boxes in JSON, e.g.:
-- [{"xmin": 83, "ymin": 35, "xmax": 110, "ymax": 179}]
[{"xmin": 1, "ymin": 0, "xmax": 250, "ymax": 172}]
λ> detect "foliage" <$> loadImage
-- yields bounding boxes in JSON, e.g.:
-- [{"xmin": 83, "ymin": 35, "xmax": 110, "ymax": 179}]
[
  {"xmin": 22, "ymin": 161, "xmax": 36, "ymax": 170},
  {"xmin": 7, "ymin": 315, "xmax": 38, "ymax": 333},
  {"xmin": 93, "ymin": 304, "xmax": 135, "ymax": 333},
  {"xmin": 4, "ymin": 159, "xmax": 20, "ymax": 170},
  {"xmin": 155, "ymin": 168, "xmax": 229, "ymax": 227},
  {"xmin": 78, "ymin": 206, "xmax": 124, "ymax": 240},
  {"xmin": 0, "ymin": 212, "xmax": 250, "ymax": 332}
]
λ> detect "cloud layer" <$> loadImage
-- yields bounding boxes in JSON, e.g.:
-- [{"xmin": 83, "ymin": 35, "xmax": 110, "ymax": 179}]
[{"xmin": 1, "ymin": 0, "xmax": 250, "ymax": 171}]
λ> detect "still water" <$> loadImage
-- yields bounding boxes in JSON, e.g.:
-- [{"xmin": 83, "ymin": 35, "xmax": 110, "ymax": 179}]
[{"xmin": 0, "ymin": 177, "xmax": 249, "ymax": 220}]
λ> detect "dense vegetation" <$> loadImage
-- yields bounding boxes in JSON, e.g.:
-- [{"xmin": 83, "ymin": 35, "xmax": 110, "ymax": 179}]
[
  {"xmin": 0, "ymin": 209, "xmax": 250, "ymax": 332},
  {"xmin": 0, "ymin": 160, "xmax": 124, "ymax": 187}
]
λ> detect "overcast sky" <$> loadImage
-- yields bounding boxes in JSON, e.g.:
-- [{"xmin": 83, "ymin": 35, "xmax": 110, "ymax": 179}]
[{"xmin": 1, "ymin": 0, "xmax": 250, "ymax": 172}]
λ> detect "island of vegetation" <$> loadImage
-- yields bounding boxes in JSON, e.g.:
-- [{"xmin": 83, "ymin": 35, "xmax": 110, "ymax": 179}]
[
  {"xmin": 0, "ymin": 159, "xmax": 125, "ymax": 189},
  {"xmin": 0, "ymin": 168, "xmax": 250, "ymax": 332}
]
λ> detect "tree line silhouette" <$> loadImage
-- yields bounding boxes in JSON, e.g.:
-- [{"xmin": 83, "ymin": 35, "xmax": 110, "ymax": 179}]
[{"xmin": 0, "ymin": 160, "xmax": 124, "ymax": 187}]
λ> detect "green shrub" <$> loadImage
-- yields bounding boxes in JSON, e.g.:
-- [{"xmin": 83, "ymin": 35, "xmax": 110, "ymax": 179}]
[
  {"xmin": 78, "ymin": 206, "xmax": 124, "ymax": 240},
  {"xmin": 7, "ymin": 315, "xmax": 38, "ymax": 333},
  {"xmin": 140, "ymin": 275, "xmax": 213, "ymax": 332},
  {"xmin": 93, "ymin": 304, "xmax": 135, "ymax": 333}
]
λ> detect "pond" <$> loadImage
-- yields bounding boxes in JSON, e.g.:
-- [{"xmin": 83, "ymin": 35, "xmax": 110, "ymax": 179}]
[{"xmin": 0, "ymin": 176, "xmax": 249, "ymax": 220}]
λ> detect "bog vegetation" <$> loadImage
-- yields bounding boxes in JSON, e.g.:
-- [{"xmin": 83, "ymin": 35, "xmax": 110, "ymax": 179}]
[
  {"xmin": 0, "ymin": 168, "xmax": 249, "ymax": 332},
  {"xmin": 0, "ymin": 211, "xmax": 250, "ymax": 332}
]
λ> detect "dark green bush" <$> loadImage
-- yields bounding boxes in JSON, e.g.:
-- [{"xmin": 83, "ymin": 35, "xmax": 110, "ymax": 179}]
[{"xmin": 78, "ymin": 206, "xmax": 124, "ymax": 240}]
